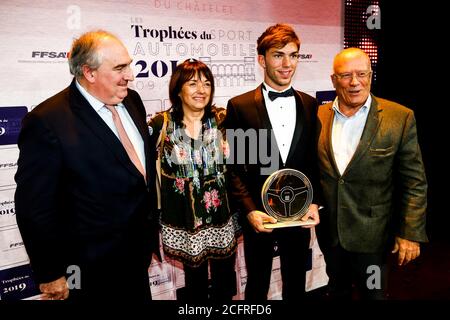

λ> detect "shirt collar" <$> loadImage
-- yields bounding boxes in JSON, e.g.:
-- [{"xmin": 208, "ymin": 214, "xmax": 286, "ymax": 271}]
[
  {"xmin": 262, "ymin": 82, "xmax": 293, "ymax": 93},
  {"xmin": 332, "ymin": 95, "xmax": 372, "ymax": 118},
  {"xmin": 75, "ymin": 79, "xmax": 124, "ymax": 112}
]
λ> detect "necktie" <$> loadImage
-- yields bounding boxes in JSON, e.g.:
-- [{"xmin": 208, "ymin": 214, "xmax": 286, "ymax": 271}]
[
  {"xmin": 268, "ymin": 88, "xmax": 295, "ymax": 101},
  {"xmin": 104, "ymin": 104, "xmax": 146, "ymax": 181}
]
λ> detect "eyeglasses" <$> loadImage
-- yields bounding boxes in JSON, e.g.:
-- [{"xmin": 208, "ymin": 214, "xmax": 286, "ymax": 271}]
[{"xmin": 333, "ymin": 71, "xmax": 372, "ymax": 81}]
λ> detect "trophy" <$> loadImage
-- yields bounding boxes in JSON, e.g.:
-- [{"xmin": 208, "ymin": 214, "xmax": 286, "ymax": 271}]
[{"xmin": 261, "ymin": 168, "xmax": 315, "ymax": 228}]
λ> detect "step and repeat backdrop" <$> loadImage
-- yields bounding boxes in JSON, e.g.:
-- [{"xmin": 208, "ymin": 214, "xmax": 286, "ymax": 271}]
[{"xmin": 0, "ymin": 0, "xmax": 341, "ymax": 300}]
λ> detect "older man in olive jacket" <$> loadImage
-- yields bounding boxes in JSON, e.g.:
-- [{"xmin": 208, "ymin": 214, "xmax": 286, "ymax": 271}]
[{"xmin": 316, "ymin": 48, "xmax": 427, "ymax": 300}]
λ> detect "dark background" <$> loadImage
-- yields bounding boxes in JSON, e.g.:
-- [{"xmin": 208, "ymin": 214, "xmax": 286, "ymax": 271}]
[
  {"xmin": 374, "ymin": 1, "xmax": 449, "ymax": 299},
  {"xmin": 376, "ymin": 1, "xmax": 447, "ymax": 242}
]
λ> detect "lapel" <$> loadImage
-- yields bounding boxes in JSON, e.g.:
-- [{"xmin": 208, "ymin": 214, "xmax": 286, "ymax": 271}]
[
  {"xmin": 322, "ymin": 103, "xmax": 340, "ymax": 175},
  {"xmin": 254, "ymin": 84, "xmax": 272, "ymax": 130},
  {"xmin": 285, "ymin": 90, "xmax": 305, "ymax": 164},
  {"xmin": 68, "ymin": 80, "xmax": 144, "ymax": 180},
  {"xmin": 341, "ymin": 95, "xmax": 382, "ymax": 177},
  {"xmin": 254, "ymin": 85, "xmax": 278, "ymax": 165}
]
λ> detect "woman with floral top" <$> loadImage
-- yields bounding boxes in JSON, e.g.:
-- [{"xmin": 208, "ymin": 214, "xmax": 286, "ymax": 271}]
[{"xmin": 148, "ymin": 59, "xmax": 240, "ymax": 301}]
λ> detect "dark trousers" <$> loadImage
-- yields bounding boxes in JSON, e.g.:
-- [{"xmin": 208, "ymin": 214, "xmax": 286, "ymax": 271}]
[
  {"xmin": 183, "ymin": 253, "xmax": 237, "ymax": 302},
  {"xmin": 323, "ymin": 244, "xmax": 387, "ymax": 300},
  {"xmin": 243, "ymin": 224, "xmax": 310, "ymax": 301},
  {"xmin": 68, "ymin": 259, "xmax": 152, "ymax": 302}
]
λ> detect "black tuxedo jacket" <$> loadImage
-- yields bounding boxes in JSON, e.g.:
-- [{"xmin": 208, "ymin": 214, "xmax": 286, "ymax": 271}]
[
  {"xmin": 224, "ymin": 84, "xmax": 321, "ymax": 216},
  {"xmin": 15, "ymin": 80, "xmax": 158, "ymax": 284}
]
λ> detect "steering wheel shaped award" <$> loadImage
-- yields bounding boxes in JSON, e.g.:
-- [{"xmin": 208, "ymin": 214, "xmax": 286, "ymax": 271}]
[{"xmin": 261, "ymin": 169, "xmax": 313, "ymax": 228}]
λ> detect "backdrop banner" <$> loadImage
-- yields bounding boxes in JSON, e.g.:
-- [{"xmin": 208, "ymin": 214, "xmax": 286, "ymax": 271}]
[{"xmin": 0, "ymin": 0, "xmax": 341, "ymax": 300}]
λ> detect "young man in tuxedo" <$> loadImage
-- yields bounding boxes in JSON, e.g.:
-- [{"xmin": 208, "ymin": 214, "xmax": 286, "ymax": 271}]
[{"xmin": 224, "ymin": 23, "xmax": 321, "ymax": 300}]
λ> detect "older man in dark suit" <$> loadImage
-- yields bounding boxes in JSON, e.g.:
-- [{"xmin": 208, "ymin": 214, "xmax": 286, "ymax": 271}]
[
  {"xmin": 224, "ymin": 24, "xmax": 321, "ymax": 301},
  {"xmin": 316, "ymin": 47, "xmax": 428, "ymax": 300},
  {"xmin": 14, "ymin": 30, "xmax": 158, "ymax": 301}
]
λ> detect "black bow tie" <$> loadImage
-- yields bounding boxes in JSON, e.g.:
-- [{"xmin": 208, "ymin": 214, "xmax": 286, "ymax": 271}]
[{"xmin": 267, "ymin": 88, "xmax": 295, "ymax": 101}]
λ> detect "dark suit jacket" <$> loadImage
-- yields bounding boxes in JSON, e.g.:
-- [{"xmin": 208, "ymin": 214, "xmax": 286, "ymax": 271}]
[
  {"xmin": 316, "ymin": 95, "xmax": 428, "ymax": 253},
  {"xmin": 224, "ymin": 84, "xmax": 321, "ymax": 216},
  {"xmin": 14, "ymin": 80, "xmax": 158, "ymax": 285}
]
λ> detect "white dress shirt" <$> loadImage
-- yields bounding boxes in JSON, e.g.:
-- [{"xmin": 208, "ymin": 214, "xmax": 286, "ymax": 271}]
[
  {"xmin": 331, "ymin": 95, "xmax": 372, "ymax": 175},
  {"xmin": 262, "ymin": 82, "xmax": 296, "ymax": 164},
  {"xmin": 75, "ymin": 80, "xmax": 146, "ymax": 170}
]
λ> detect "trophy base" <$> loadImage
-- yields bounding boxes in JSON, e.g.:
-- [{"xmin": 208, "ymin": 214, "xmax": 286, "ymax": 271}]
[{"xmin": 263, "ymin": 219, "xmax": 316, "ymax": 229}]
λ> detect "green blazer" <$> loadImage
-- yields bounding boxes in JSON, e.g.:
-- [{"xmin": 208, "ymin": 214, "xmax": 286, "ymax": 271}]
[{"xmin": 317, "ymin": 95, "xmax": 428, "ymax": 253}]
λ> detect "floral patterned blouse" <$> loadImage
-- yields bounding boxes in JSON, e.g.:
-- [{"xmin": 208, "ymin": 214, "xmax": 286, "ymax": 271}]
[{"xmin": 148, "ymin": 106, "xmax": 240, "ymax": 267}]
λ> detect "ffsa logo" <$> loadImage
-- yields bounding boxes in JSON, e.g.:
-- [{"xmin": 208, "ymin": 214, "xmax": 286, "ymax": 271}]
[
  {"xmin": 299, "ymin": 53, "xmax": 313, "ymax": 60},
  {"xmin": 31, "ymin": 51, "xmax": 70, "ymax": 58}
]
